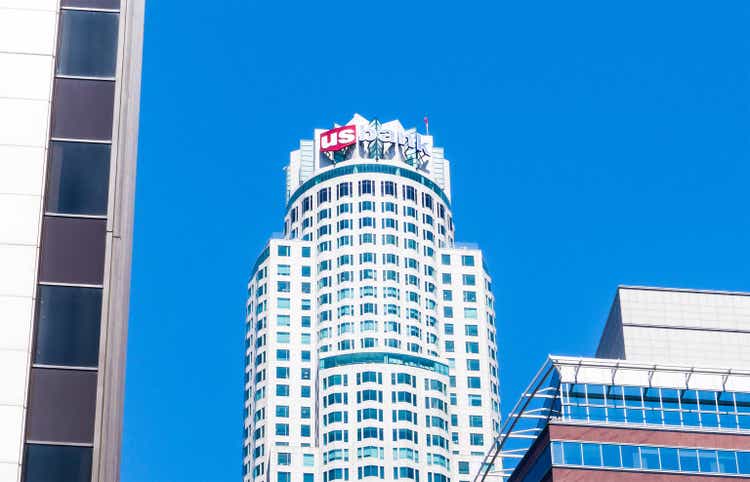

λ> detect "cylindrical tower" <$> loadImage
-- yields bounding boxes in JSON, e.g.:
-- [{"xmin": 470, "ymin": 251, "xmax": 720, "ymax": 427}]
[{"xmin": 243, "ymin": 115, "xmax": 500, "ymax": 482}]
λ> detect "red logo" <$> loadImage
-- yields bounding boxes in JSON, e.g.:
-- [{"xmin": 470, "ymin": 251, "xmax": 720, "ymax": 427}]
[{"xmin": 320, "ymin": 125, "xmax": 357, "ymax": 152}]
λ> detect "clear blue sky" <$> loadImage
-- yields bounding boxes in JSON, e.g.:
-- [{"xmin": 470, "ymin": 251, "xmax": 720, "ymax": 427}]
[{"xmin": 123, "ymin": 1, "xmax": 750, "ymax": 480}]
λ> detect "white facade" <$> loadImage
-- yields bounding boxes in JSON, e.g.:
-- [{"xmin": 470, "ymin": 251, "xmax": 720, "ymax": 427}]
[
  {"xmin": 0, "ymin": 2, "xmax": 58, "ymax": 480},
  {"xmin": 596, "ymin": 286, "xmax": 750, "ymax": 369},
  {"xmin": 244, "ymin": 116, "xmax": 500, "ymax": 482}
]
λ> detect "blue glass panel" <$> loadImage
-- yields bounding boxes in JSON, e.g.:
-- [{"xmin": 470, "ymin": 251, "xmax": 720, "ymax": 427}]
[
  {"xmin": 586, "ymin": 384, "xmax": 605, "ymax": 405},
  {"xmin": 562, "ymin": 442, "xmax": 582, "ymax": 465},
  {"xmin": 661, "ymin": 389, "xmax": 680, "ymax": 409},
  {"xmin": 624, "ymin": 386, "xmax": 643, "ymax": 407},
  {"xmin": 679, "ymin": 449, "xmax": 699, "ymax": 472},
  {"xmin": 601, "ymin": 444, "xmax": 621, "ymax": 468},
  {"xmin": 607, "ymin": 385, "xmax": 625, "ymax": 407},
  {"xmin": 681, "ymin": 390, "xmax": 698, "ymax": 411},
  {"xmin": 698, "ymin": 391, "xmax": 718, "ymax": 412},
  {"xmin": 568, "ymin": 384, "xmax": 586, "ymax": 405},
  {"xmin": 582, "ymin": 443, "xmax": 601, "ymax": 466},
  {"xmin": 640, "ymin": 446, "xmax": 660, "ymax": 470},
  {"xmin": 701, "ymin": 412, "xmax": 719, "ymax": 428},
  {"xmin": 737, "ymin": 452, "xmax": 750, "ymax": 474},
  {"xmin": 625, "ymin": 408, "xmax": 644, "ymax": 424},
  {"xmin": 588, "ymin": 406, "xmax": 606, "ymax": 422},
  {"xmin": 550, "ymin": 441, "xmax": 563, "ymax": 464},
  {"xmin": 739, "ymin": 415, "xmax": 750, "ymax": 430},
  {"xmin": 621, "ymin": 446, "xmax": 641, "ymax": 469},
  {"xmin": 717, "ymin": 451, "xmax": 738, "ymax": 474},
  {"xmin": 698, "ymin": 450, "xmax": 719, "ymax": 473},
  {"xmin": 660, "ymin": 447, "xmax": 679, "ymax": 471},
  {"xmin": 718, "ymin": 392, "xmax": 735, "ymax": 412},
  {"xmin": 682, "ymin": 411, "xmax": 700, "ymax": 427},
  {"xmin": 607, "ymin": 407, "xmax": 625, "ymax": 423},
  {"xmin": 736, "ymin": 393, "xmax": 750, "ymax": 414},
  {"xmin": 645, "ymin": 408, "xmax": 662, "ymax": 425},
  {"xmin": 720, "ymin": 413, "xmax": 738, "ymax": 429},
  {"xmin": 663, "ymin": 410, "xmax": 681, "ymax": 426},
  {"xmin": 569, "ymin": 405, "xmax": 587, "ymax": 420}
]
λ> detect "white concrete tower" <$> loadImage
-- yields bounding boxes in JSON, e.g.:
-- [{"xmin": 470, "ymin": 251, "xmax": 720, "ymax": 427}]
[{"xmin": 244, "ymin": 115, "xmax": 500, "ymax": 482}]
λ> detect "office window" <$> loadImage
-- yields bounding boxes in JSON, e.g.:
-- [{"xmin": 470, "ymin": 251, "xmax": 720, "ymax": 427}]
[
  {"xmin": 304, "ymin": 454, "xmax": 315, "ymax": 467},
  {"xmin": 39, "ymin": 217, "xmax": 106, "ymax": 285},
  {"xmin": 26, "ymin": 369, "xmax": 97, "ymax": 444},
  {"xmin": 51, "ymin": 79, "xmax": 115, "ymax": 141},
  {"xmin": 278, "ymin": 472, "xmax": 291, "ymax": 482},
  {"xmin": 277, "ymin": 245, "xmax": 291, "ymax": 256},
  {"xmin": 34, "ymin": 285, "xmax": 102, "ymax": 367},
  {"xmin": 304, "ymin": 474, "xmax": 314, "ymax": 482},
  {"xmin": 276, "ymin": 406, "xmax": 289, "ymax": 417},
  {"xmin": 301, "ymin": 406, "xmax": 311, "ymax": 419},
  {"xmin": 278, "ymin": 453, "xmax": 291, "ymax": 465},
  {"xmin": 458, "ymin": 462, "xmax": 470, "ymax": 475},
  {"xmin": 57, "ymin": 10, "xmax": 119, "ymax": 77},
  {"xmin": 276, "ymin": 424, "xmax": 289, "ymax": 436},
  {"xmin": 46, "ymin": 141, "xmax": 111, "ymax": 215},
  {"xmin": 470, "ymin": 433, "xmax": 484, "ymax": 446},
  {"xmin": 461, "ymin": 255, "xmax": 475, "ymax": 266},
  {"xmin": 22, "ymin": 444, "xmax": 92, "ymax": 482}
]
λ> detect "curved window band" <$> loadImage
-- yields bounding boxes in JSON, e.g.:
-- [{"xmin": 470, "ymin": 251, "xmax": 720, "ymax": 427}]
[
  {"xmin": 320, "ymin": 352, "xmax": 449, "ymax": 376},
  {"xmin": 286, "ymin": 164, "xmax": 451, "ymax": 211}
]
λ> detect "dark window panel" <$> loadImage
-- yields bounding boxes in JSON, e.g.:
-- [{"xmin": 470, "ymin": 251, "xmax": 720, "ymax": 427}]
[
  {"xmin": 62, "ymin": 0, "xmax": 120, "ymax": 8},
  {"xmin": 26, "ymin": 369, "xmax": 97, "ymax": 443},
  {"xmin": 58, "ymin": 10, "xmax": 119, "ymax": 78},
  {"xmin": 39, "ymin": 217, "xmax": 106, "ymax": 285},
  {"xmin": 51, "ymin": 78, "xmax": 115, "ymax": 141},
  {"xmin": 22, "ymin": 444, "xmax": 92, "ymax": 482},
  {"xmin": 46, "ymin": 141, "xmax": 111, "ymax": 215},
  {"xmin": 35, "ymin": 285, "xmax": 102, "ymax": 367}
]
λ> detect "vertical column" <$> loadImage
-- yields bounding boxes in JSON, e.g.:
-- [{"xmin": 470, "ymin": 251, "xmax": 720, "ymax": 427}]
[
  {"xmin": 20, "ymin": 1, "xmax": 134, "ymax": 482},
  {"xmin": 0, "ymin": 1, "xmax": 59, "ymax": 481}
]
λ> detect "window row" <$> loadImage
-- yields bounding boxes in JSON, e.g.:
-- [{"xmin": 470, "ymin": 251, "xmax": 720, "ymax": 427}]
[{"xmin": 551, "ymin": 440, "xmax": 750, "ymax": 476}]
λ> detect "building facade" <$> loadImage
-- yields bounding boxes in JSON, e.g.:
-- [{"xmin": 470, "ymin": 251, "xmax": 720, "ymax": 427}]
[
  {"xmin": 597, "ymin": 286, "xmax": 750, "ymax": 369},
  {"xmin": 0, "ymin": 1, "xmax": 144, "ymax": 481},
  {"xmin": 479, "ymin": 287, "xmax": 750, "ymax": 482},
  {"xmin": 244, "ymin": 115, "xmax": 501, "ymax": 482}
]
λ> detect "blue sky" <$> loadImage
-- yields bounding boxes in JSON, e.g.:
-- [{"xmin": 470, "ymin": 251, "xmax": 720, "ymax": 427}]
[{"xmin": 123, "ymin": 1, "xmax": 750, "ymax": 480}]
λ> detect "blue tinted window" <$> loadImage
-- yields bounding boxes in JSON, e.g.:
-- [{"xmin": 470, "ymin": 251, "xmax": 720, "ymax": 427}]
[
  {"xmin": 698, "ymin": 450, "xmax": 719, "ymax": 473},
  {"xmin": 718, "ymin": 451, "xmax": 738, "ymax": 474},
  {"xmin": 581, "ymin": 443, "xmax": 601, "ymax": 466},
  {"xmin": 58, "ymin": 11, "xmax": 119, "ymax": 77},
  {"xmin": 640, "ymin": 446, "xmax": 660, "ymax": 470},
  {"xmin": 621, "ymin": 446, "xmax": 640, "ymax": 469},
  {"xmin": 679, "ymin": 449, "xmax": 699, "ymax": 472},
  {"xmin": 601, "ymin": 444, "xmax": 620, "ymax": 467},
  {"xmin": 659, "ymin": 447, "xmax": 679, "ymax": 471},
  {"xmin": 23, "ymin": 444, "xmax": 92, "ymax": 482},
  {"xmin": 562, "ymin": 442, "xmax": 581, "ymax": 465}
]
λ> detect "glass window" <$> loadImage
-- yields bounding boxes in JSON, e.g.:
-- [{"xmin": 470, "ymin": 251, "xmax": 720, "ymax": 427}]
[
  {"xmin": 717, "ymin": 451, "xmax": 738, "ymax": 474},
  {"xmin": 461, "ymin": 255, "xmax": 475, "ymax": 266},
  {"xmin": 659, "ymin": 447, "xmax": 679, "ymax": 471},
  {"xmin": 698, "ymin": 450, "xmax": 719, "ymax": 473},
  {"xmin": 562, "ymin": 442, "xmax": 582, "ymax": 465},
  {"xmin": 58, "ymin": 10, "xmax": 119, "ymax": 77},
  {"xmin": 51, "ymin": 78, "xmax": 115, "ymax": 141},
  {"xmin": 621, "ymin": 445, "xmax": 640, "ymax": 469},
  {"xmin": 22, "ymin": 444, "xmax": 92, "ymax": 482},
  {"xmin": 678, "ymin": 448, "xmax": 699, "ymax": 472},
  {"xmin": 601, "ymin": 444, "xmax": 620, "ymax": 467},
  {"xmin": 26, "ymin": 369, "xmax": 97, "ymax": 444},
  {"xmin": 582, "ymin": 443, "xmax": 601, "ymax": 466},
  {"xmin": 39, "ymin": 217, "xmax": 106, "ymax": 285},
  {"xmin": 278, "ymin": 472, "xmax": 291, "ymax": 482},
  {"xmin": 46, "ymin": 141, "xmax": 110, "ymax": 215},
  {"xmin": 34, "ymin": 285, "xmax": 101, "ymax": 367},
  {"xmin": 640, "ymin": 446, "xmax": 660, "ymax": 470}
]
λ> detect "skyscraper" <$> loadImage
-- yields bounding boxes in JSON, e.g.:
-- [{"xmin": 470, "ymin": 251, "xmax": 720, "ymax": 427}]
[
  {"xmin": 244, "ymin": 115, "xmax": 501, "ymax": 482},
  {"xmin": 0, "ymin": 1, "xmax": 144, "ymax": 481}
]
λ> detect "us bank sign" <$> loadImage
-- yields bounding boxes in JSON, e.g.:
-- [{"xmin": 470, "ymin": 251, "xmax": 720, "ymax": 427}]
[{"xmin": 318, "ymin": 119, "xmax": 431, "ymax": 172}]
